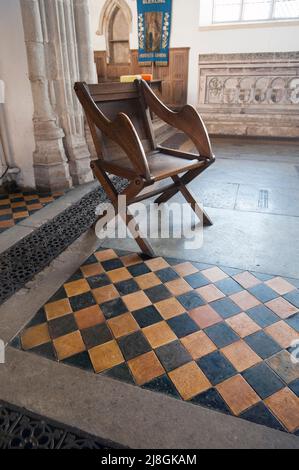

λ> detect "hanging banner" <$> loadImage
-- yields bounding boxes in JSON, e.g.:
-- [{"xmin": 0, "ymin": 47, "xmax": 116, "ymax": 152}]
[{"xmin": 137, "ymin": 0, "xmax": 172, "ymax": 66}]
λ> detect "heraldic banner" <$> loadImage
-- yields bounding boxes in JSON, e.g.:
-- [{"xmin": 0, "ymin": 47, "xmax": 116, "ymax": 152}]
[{"xmin": 137, "ymin": 0, "xmax": 172, "ymax": 66}]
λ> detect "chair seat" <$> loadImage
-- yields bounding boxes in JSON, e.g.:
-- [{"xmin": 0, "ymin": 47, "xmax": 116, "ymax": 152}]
[{"xmin": 147, "ymin": 152, "xmax": 203, "ymax": 181}]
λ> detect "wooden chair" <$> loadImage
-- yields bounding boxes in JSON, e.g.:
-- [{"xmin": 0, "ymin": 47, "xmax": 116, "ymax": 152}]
[{"xmin": 74, "ymin": 79, "xmax": 215, "ymax": 257}]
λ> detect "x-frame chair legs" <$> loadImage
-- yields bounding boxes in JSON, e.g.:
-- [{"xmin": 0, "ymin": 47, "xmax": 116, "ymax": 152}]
[
  {"xmin": 91, "ymin": 159, "xmax": 213, "ymax": 258},
  {"xmin": 154, "ymin": 163, "xmax": 213, "ymax": 226},
  {"xmin": 91, "ymin": 162, "xmax": 155, "ymax": 257}
]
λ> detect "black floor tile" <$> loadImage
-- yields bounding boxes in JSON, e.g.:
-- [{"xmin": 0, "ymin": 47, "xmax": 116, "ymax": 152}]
[
  {"xmin": 118, "ymin": 331, "xmax": 151, "ymax": 361},
  {"xmin": 132, "ymin": 305, "xmax": 163, "ymax": 328},
  {"xmin": 215, "ymin": 278, "xmax": 243, "ymax": 296},
  {"xmin": 155, "ymin": 268, "xmax": 179, "ymax": 283},
  {"xmin": 167, "ymin": 313, "xmax": 199, "ymax": 338},
  {"xmin": 115, "ymin": 279, "xmax": 140, "ymax": 296},
  {"xmin": 184, "ymin": 272, "xmax": 210, "ymax": 289},
  {"xmin": 284, "ymin": 290, "xmax": 299, "ymax": 309},
  {"xmin": 63, "ymin": 351, "xmax": 94, "ymax": 372},
  {"xmin": 246, "ymin": 305, "xmax": 279, "ymax": 328},
  {"xmin": 176, "ymin": 291, "xmax": 205, "ymax": 310},
  {"xmin": 103, "ymin": 363, "xmax": 135, "ymax": 385},
  {"xmin": 248, "ymin": 284, "xmax": 278, "ymax": 303},
  {"xmin": 144, "ymin": 285, "xmax": 172, "ymax": 303},
  {"xmin": 242, "ymin": 363, "xmax": 284, "ymax": 399},
  {"xmin": 197, "ymin": 351, "xmax": 237, "ymax": 385},
  {"xmin": 286, "ymin": 313, "xmax": 299, "ymax": 332},
  {"xmin": 205, "ymin": 322, "xmax": 239, "ymax": 349},
  {"xmin": 87, "ymin": 273, "xmax": 111, "ymax": 289},
  {"xmin": 289, "ymin": 378, "xmax": 299, "ymax": 397},
  {"xmin": 240, "ymin": 402, "xmax": 285, "ymax": 432},
  {"xmin": 127, "ymin": 263, "xmax": 151, "ymax": 277},
  {"xmin": 244, "ymin": 331, "xmax": 281, "ymax": 359},
  {"xmin": 191, "ymin": 388, "xmax": 232, "ymax": 414},
  {"xmin": 155, "ymin": 340, "xmax": 192, "ymax": 371},
  {"xmin": 142, "ymin": 375, "xmax": 181, "ymax": 398},
  {"xmin": 48, "ymin": 314, "xmax": 78, "ymax": 339},
  {"xmin": 100, "ymin": 297, "xmax": 127, "ymax": 319},
  {"xmin": 69, "ymin": 292, "xmax": 96, "ymax": 312},
  {"xmin": 101, "ymin": 259, "xmax": 124, "ymax": 271},
  {"xmin": 81, "ymin": 324, "xmax": 112, "ymax": 349},
  {"xmin": 209, "ymin": 298, "xmax": 241, "ymax": 319}
]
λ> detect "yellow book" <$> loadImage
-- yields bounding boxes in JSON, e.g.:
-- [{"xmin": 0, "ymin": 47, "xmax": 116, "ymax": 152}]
[{"xmin": 120, "ymin": 75, "xmax": 142, "ymax": 83}]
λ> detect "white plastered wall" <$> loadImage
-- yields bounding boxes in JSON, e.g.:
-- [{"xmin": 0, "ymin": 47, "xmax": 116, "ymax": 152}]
[{"xmin": 0, "ymin": 0, "xmax": 35, "ymax": 187}]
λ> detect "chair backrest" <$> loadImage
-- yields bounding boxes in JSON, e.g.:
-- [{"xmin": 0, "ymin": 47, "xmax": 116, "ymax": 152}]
[{"xmin": 82, "ymin": 82, "xmax": 156, "ymax": 171}]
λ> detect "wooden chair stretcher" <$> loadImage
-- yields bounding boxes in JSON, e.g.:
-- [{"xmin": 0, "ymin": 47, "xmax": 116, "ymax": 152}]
[{"xmin": 74, "ymin": 79, "xmax": 215, "ymax": 257}]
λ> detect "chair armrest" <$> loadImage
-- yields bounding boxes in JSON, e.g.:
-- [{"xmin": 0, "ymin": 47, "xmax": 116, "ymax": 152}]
[
  {"xmin": 74, "ymin": 82, "xmax": 151, "ymax": 181},
  {"xmin": 139, "ymin": 79, "xmax": 214, "ymax": 161}
]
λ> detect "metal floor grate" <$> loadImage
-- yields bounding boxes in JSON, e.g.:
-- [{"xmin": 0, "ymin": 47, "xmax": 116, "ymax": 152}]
[{"xmin": 0, "ymin": 177, "xmax": 128, "ymax": 306}]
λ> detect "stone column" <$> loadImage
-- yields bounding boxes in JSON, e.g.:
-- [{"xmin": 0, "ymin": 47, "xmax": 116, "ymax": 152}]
[
  {"xmin": 21, "ymin": 0, "xmax": 96, "ymax": 190},
  {"xmin": 74, "ymin": 0, "xmax": 98, "ymax": 160},
  {"xmin": 20, "ymin": 0, "xmax": 72, "ymax": 191},
  {"xmin": 45, "ymin": 0, "xmax": 94, "ymax": 185}
]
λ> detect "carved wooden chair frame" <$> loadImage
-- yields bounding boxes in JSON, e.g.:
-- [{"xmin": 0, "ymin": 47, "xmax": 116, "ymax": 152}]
[{"xmin": 74, "ymin": 79, "xmax": 215, "ymax": 257}]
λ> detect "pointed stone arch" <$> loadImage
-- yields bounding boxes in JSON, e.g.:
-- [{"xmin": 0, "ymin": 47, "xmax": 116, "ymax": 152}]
[{"xmin": 96, "ymin": 0, "xmax": 132, "ymax": 64}]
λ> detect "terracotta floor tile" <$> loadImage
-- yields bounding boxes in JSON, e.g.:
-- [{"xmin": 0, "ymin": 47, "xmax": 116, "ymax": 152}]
[
  {"xmin": 145, "ymin": 257, "xmax": 170, "ymax": 272},
  {"xmin": 226, "ymin": 313, "xmax": 261, "ymax": 338},
  {"xmin": 265, "ymin": 388, "xmax": 299, "ymax": 432},
  {"xmin": 128, "ymin": 351, "xmax": 164, "ymax": 385},
  {"xmin": 53, "ymin": 331, "xmax": 85, "ymax": 361},
  {"xmin": 74, "ymin": 305, "xmax": 105, "ymax": 329},
  {"xmin": 107, "ymin": 267, "xmax": 132, "ymax": 283},
  {"xmin": 265, "ymin": 297, "xmax": 298, "ymax": 319},
  {"xmin": 11, "ymin": 201, "xmax": 26, "ymax": 208},
  {"xmin": 173, "ymin": 262, "xmax": 198, "ymax": 277},
  {"xmin": 165, "ymin": 278, "xmax": 193, "ymax": 296},
  {"xmin": 189, "ymin": 305, "xmax": 222, "ymax": 329},
  {"xmin": 196, "ymin": 284, "xmax": 225, "ymax": 303},
  {"xmin": 121, "ymin": 253, "xmax": 143, "ymax": 266},
  {"xmin": 0, "ymin": 208, "xmax": 12, "ymax": 216},
  {"xmin": 81, "ymin": 263, "xmax": 104, "ymax": 278},
  {"xmin": 135, "ymin": 272, "xmax": 161, "ymax": 290},
  {"xmin": 181, "ymin": 331, "xmax": 217, "ymax": 360},
  {"xmin": 107, "ymin": 312, "xmax": 140, "ymax": 338},
  {"xmin": 265, "ymin": 277, "xmax": 296, "ymax": 295},
  {"xmin": 0, "ymin": 199, "xmax": 9, "ymax": 206},
  {"xmin": 122, "ymin": 291, "xmax": 151, "ymax": 311},
  {"xmin": 265, "ymin": 321, "xmax": 299, "ymax": 348},
  {"xmin": 216, "ymin": 375, "xmax": 260, "ymax": 415},
  {"xmin": 21, "ymin": 323, "xmax": 51, "ymax": 350},
  {"xmin": 89, "ymin": 340, "xmax": 124, "ymax": 373},
  {"xmin": 201, "ymin": 267, "xmax": 228, "ymax": 282},
  {"xmin": 143, "ymin": 321, "xmax": 177, "ymax": 348},
  {"xmin": 155, "ymin": 297, "xmax": 185, "ymax": 320},
  {"xmin": 169, "ymin": 362, "xmax": 211, "ymax": 400},
  {"xmin": 28, "ymin": 203, "xmax": 43, "ymax": 210},
  {"xmin": 233, "ymin": 272, "xmax": 261, "ymax": 289},
  {"xmin": 92, "ymin": 284, "xmax": 119, "ymax": 304},
  {"xmin": 95, "ymin": 249, "xmax": 117, "ymax": 262},
  {"xmin": 45, "ymin": 298, "xmax": 72, "ymax": 321},
  {"xmin": 64, "ymin": 279, "xmax": 90, "ymax": 298},
  {"xmin": 221, "ymin": 340, "xmax": 262, "ymax": 372},
  {"xmin": 13, "ymin": 211, "xmax": 29, "ymax": 220},
  {"xmin": 230, "ymin": 291, "xmax": 260, "ymax": 310},
  {"xmin": 0, "ymin": 220, "xmax": 14, "ymax": 228}
]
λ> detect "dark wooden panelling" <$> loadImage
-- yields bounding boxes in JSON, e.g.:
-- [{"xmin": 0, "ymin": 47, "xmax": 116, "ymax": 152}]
[{"xmin": 94, "ymin": 48, "xmax": 189, "ymax": 108}]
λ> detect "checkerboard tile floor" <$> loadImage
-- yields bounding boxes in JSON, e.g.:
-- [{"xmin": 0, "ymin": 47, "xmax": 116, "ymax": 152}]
[
  {"xmin": 0, "ymin": 190, "xmax": 64, "ymax": 233},
  {"xmin": 12, "ymin": 248, "xmax": 299, "ymax": 435}
]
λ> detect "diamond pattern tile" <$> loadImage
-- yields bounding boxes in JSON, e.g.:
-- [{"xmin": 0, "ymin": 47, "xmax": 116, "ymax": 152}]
[{"xmin": 14, "ymin": 248, "xmax": 299, "ymax": 435}]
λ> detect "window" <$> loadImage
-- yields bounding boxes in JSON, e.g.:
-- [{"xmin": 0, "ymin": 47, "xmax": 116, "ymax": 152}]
[{"xmin": 200, "ymin": 0, "xmax": 299, "ymax": 25}]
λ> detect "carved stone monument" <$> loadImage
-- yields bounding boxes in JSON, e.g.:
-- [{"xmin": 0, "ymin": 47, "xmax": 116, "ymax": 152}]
[{"xmin": 198, "ymin": 52, "xmax": 299, "ymax": 138}]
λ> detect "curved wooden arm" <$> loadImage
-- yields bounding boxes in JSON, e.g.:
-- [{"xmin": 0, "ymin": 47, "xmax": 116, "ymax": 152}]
[
  {"xmin": 139, "ymin": 79, "xmax": 214, "ymax": 160},
  {"xmin": 74, "ymin": 82, "xmax": 151, "ymax": 180}
]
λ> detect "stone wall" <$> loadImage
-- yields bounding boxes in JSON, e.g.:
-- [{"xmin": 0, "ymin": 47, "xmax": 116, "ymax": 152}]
[{"xmin": 198, "ymin": 52, "xmax": 299, "ymax": 138}]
